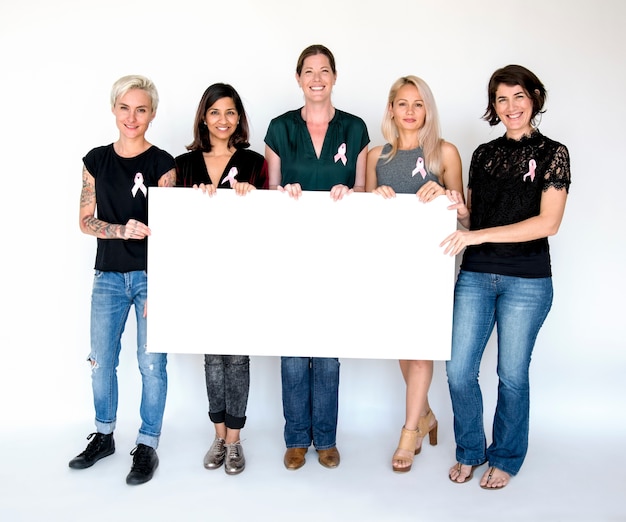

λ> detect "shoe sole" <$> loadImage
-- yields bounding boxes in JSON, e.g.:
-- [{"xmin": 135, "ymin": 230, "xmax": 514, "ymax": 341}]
[{"xmin": 68, "ymin": 448, "xmax": 115, "ymax": 470}]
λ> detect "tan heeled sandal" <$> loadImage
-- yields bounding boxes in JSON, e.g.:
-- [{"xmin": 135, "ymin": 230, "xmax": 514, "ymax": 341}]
[
  {"xmin": 392, "ymin": 409, "xmax": 439, "ymax": 473},
  {"xmin": 415, "ymin": 408, "xmax": 438, "ymax": 455},
  {"xmin": 392, "ymin": 427, "xmax": 419, "ymax": 472}
]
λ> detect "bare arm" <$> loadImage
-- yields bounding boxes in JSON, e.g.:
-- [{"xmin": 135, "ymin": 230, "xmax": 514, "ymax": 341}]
[
  {"xmin": 441, "ymin": 186, "xmax": 568, "ymax": 256},
  {"xmin": 365, "ymin": 146, "xmax": 382, "ymax": 192},
  {"xmin": 265, "ymin": 145, "xmax": 281, "ymax": 190},
  {"xmin": 439, "ymin": 141, "xmax": 464, "ymax": 195},
  {"xmin": 352, "ymin": 145, "xmax": 368, "ymax": 192}
]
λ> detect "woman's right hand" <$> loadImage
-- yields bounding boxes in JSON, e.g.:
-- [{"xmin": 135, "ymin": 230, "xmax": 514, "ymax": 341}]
[
  {"xmin": 278, "ymin": 183, "xmax": 303, "ymax": 200},
  {"xmin": 372, "ymin": 185, "xmax": 396, "ymax": 199},
  {"xmin": 122, "ymin": 218, "xmax": 150, "ymax": 240}
]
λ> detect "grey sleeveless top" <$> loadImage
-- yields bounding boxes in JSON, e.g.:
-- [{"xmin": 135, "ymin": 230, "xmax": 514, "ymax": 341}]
[{"xmin": 375, "ymin": 144, "xmax": 441, "ymax": 194}]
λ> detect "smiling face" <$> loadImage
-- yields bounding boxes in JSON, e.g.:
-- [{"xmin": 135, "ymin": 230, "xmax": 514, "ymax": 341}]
[
  {"xmin": 112, "ymin": 88, "xmax": 155, "ymax": 140},
  {"xmin": 296, "ymin": 53, "xmax": 336, "ymax": 102},
  {"xmin": 494, "ymin": 83, "xmax": 535, "ymax": 139},
  {"xmin": 204, "ymin": 97, "xmax": 239, "ymax": 144},
  {"xmin": 390, "ymin": 83, "xmax": 426, "ymax": 132}
]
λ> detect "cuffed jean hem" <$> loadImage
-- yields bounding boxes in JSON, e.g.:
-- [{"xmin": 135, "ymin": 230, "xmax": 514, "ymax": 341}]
[
  {"xmin": 136, "ymin": 432, "xmax": 160, "ymax": 450},
  {"xmin": 209, "ymin": 410, "xmax": 247, "ymax": 430},
  {"xmin": 225, "ymin": 413, "xmax": 246, "ymax": 430},
  {"xmin": 209, "ymin": 410, "xmax": 226, "ymax": 424},
  {"xmin": 95, "ymin": 420, "xmax": 115, "ymax": 435}
]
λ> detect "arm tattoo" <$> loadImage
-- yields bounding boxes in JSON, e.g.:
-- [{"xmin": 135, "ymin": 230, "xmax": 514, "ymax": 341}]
[
  {"xmin": 159, "ymin": 168, "xmax": 176, "ymax": 187},
  {"xmin": 80, "ymin": 165, "xmax": 120, "ymax": 238},
  {"xmin": 84, "ymin": 216, "xmax": 120, "ymax": 238},
  {"xmin": 80, "ymin": 166, "xmax": 96, "ymax": 208}
]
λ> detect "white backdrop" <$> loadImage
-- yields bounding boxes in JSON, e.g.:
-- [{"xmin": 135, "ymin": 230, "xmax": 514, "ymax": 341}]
[{"xmin": 1, "ymin": 0, "xmax": 624, "ymax": 455}]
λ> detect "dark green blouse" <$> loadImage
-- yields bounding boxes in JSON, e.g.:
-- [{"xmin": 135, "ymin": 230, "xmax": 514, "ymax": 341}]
[{"xmin": 264, "ymin": 108, "xmax": 369, "ymax": 191}]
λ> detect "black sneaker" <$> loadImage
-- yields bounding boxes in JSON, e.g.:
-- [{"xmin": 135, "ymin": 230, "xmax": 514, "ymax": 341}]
[
  {"xmin": 126, "ymin": 444, "xmax": 159, "ymax": 485},
  {"xmin": 68, "ymin": 432, "xmax": 115, "ymax": 469}
]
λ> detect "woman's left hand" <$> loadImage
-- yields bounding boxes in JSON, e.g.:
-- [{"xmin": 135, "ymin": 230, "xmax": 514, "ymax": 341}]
[
  {"xmin": 194, "ymin": 183, "xmax": 217, "ymax": 197},
  {"xmin": 330, "ymin": 184, "xmax": 352, "ymax": 201},
  {"xmin": 416, "ymin": 181, "xmax": 445, "ymax": 203},
  {"xmin": 233, "ymin": 181, "xmax": 256, "ymax": 196}
]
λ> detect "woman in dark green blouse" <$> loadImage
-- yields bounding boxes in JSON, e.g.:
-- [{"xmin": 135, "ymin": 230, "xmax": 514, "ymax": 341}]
[{"xmin": 264, "ymin": 44, "xmax": 369, "ymax": 470}]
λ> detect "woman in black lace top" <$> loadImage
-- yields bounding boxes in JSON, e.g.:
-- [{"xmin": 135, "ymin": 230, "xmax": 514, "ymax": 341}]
[{"xmin": 441, "ymin": 65, "xmax": 571, "ymax": 489}]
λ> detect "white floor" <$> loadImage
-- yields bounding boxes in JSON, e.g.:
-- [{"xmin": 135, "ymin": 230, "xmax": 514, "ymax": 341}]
[{"xmin": 2, "ymin": 412, "xmax": 623, "ymax": 522}]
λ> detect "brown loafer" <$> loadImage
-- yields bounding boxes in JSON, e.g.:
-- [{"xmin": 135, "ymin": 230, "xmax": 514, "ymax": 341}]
[
  {"xmin": 317, "ymin": 447, "xmax": 340, "ymax": 468},
  {"xmin": 284, "ymin": 448, "xmax": 307, "ymax": 470}
]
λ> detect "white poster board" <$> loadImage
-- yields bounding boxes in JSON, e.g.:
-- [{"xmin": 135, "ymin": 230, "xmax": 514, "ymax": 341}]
[{"xmin": 147, "ymin": 188, "xmax": 456, "ymax": 360}]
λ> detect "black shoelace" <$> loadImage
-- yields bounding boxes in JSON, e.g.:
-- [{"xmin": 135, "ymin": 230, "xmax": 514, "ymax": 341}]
[
  {"xmin": 80, "ymin": 433, "xmax": 108, "ymax": 458},
  {"xmin": 130, "ymin": 446, "xmax": 153, "ymax": 474}
]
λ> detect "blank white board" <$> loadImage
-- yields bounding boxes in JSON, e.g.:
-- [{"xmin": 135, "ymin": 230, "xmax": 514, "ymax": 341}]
[{"xmin": 147, "ymin": 188, "xmax": 457, "ymax": 360}]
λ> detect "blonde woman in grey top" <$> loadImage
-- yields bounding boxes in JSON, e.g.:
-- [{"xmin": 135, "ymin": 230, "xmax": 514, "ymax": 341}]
[{"xmin": 365, "ymin": 75, "xmax": 464, "ymax": 473}]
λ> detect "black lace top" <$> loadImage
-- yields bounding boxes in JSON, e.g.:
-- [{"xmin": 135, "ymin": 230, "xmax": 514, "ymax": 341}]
[{"xmin": 461, "ymin": 131, "xmax": 571, "ymax": 278}]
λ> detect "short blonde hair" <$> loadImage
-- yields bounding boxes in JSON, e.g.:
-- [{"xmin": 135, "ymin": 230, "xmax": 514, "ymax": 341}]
[
  {"xmin": 110, "ymin": 74, "xmax": 159, "ymax": 112},
  {"xmin": 380, "ymin": 75, "xmax": 442, "ymax": 176}
]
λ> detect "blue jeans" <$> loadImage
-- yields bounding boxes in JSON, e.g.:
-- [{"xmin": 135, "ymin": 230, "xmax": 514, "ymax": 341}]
[
  {"xmin": 281, "ymin": 357, "xmax": 340, "ymax": 450},
  {"xmin": 89, "ymin": 270, "xmax": 167, "ymax": 449},
  {"xmin": 445, "ymin": 270, "xmax": 553, "ymax": 476}
]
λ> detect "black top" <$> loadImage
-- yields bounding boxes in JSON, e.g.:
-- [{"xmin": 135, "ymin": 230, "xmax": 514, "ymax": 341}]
[
  {"xmin": 83, "ymin": 144, "xmax": 175, "ymax": 273},
  {"xmin": 175, "ymin": 148, "xmax": 268, "ymax": 189},
  {"xmin": 462, "ymin": 131, "xmax": 571, "ymax": 278}
]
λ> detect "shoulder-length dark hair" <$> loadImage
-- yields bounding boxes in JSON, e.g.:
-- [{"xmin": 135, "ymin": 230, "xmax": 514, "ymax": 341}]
[
  {"xmin": 186, "ymin": 83, "xmax": 250, "ymax": 152},
  {"xmin": 483, "ymin": 64, "xmax": 547, "ymax": 126}
]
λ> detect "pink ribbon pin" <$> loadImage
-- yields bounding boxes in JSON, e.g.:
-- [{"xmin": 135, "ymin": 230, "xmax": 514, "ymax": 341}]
[
  {"xmin": 334, "ymin": 143, "xmax": 347, "ymax": 166},
  {"xmin": 222, "ymin": 167, "xmax": 238, "ymax": 187},
  {"xmin": 523, "ymin": 159, "xmax": 536, "ymax": 182},
  {"xmin": 131, "ymin": 172, "xmax": 147, "ymax": 197},
  {"xmin": 412, "ymin": 157, "xmax": 427, "ymax": 179}
]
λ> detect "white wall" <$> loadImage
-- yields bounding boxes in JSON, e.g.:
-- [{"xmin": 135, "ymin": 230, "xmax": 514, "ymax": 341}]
[{"xmin": 1, "ymin": 0, "xmax": 624, "ymax": 444}]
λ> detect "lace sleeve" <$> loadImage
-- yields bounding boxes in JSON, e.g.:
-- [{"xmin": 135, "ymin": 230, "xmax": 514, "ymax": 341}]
[{"xmin": 544, "ymin": 144, "xmax": 571, "ymax": 193}]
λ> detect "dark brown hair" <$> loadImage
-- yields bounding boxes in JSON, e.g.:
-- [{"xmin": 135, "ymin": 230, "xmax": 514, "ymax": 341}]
[
  {"xmin": 296, "ymin": 44, "xmax": 336, "ymax": 76},
  {"xmin": 186, "ymin": 83, "xmax": 250, "ymax": 152},
  {"xmin": 483, "ymin": 64, "xmax": 547, "ymax": 126}
]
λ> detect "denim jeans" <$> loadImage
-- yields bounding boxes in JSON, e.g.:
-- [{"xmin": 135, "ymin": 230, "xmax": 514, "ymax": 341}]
[
  {"xmin": 446, "ymin": 270, "xmax": 553, "ymax": 476},
  {"xmin": 89, "ymin": 270, "xmax": 167, "ymax": 449},
  {"xmin": 281, "ymin": 357, "xmax": 340, "ymax": 450},
  {"xmin": 204, "ymin": 354, "xmax": 250, "ymax": 429}
]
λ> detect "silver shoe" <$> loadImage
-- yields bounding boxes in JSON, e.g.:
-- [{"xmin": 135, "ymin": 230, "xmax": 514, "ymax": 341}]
[
  {"xmin": 203, "ymin": 438, "xmax": 225, "ymax": 469},
  {"xmin": 224, "ymin": 441, "xmax": 245, "ymax": 475}
]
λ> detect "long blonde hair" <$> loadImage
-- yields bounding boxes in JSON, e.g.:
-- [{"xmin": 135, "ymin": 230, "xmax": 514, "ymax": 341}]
[{"xmin": 380, "ymin": 75, "xmax": 443, "ymax": 176}]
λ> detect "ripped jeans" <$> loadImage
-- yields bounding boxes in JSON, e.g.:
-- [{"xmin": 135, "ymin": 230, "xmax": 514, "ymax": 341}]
[{"xmin": 88, "ymin": 270, "xmax": 167, "ymax": 449}]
